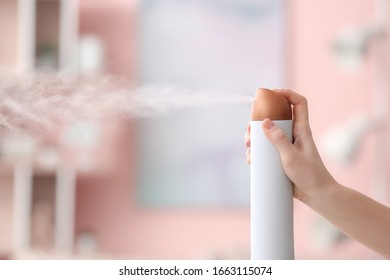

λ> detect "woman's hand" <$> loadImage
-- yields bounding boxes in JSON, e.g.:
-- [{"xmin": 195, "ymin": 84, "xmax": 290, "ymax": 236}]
[{"xmin": 245, "ymin": 89, "xmax": 335, "ymax": 202}]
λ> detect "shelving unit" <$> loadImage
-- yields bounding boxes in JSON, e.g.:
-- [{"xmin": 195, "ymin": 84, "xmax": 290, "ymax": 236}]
[
  {"xmin": 17, "ymin": 0, "xmax": 79, "ymax": 73},
  {"xmin": 0, "ymin": 0, "xmax": 79, "ymax": 258},
  {"xmin": 0, "ymin": 0, "xmax": 136, "ymax": 260}
]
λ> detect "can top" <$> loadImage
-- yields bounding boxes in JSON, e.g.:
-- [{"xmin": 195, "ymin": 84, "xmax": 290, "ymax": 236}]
[{"xmin": 250, "ymin": 88, "xmax": 292, "ymax": 121}]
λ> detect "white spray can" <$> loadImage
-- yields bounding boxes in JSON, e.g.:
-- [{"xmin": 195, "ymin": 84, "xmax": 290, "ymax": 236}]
[{"xmin": 250, "ymin": 88, "xmax": 294, "ymax": 259}]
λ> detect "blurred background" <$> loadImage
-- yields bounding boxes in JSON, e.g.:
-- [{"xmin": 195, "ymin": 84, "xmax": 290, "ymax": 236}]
[{"xmin": 0, "ymin": 0, "xmax": 389, "ymax": 259}]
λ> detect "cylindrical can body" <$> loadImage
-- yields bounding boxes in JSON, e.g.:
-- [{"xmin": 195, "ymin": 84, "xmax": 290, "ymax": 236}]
[{"xmin": 250, "ymin": 120, "xmax": 294, "ymax": 260}]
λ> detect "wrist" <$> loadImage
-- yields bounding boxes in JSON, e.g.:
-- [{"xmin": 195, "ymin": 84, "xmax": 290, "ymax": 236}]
[
  {"xmin": 296, "ymin": 176, "xmax": 341, "ymax": 208},
  {"xmin": 309, "ymin": 181, "xmax": 342, "ymax": 212}
]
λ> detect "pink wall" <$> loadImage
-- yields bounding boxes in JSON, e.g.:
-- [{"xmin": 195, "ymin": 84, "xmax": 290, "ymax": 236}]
[
  {"xmin": 0, "ymin": 0, "xmax": 18, "ymax": 69},
  {"xmin": 75, "ymin": 0, "xmax": 141, "ymax": 257},
  {"xmin": 78, "ymin": 0, "xmax": 137, "ymax": 79},
  {"xmin": 75, "ymin": 0, "xmax": 389, "ymax": 259}
]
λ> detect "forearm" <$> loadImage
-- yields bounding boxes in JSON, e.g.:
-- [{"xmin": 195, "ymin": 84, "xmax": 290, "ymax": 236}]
[{"xmin": 304, "ymin": 181, "xmax": 390, "ymax": 259}]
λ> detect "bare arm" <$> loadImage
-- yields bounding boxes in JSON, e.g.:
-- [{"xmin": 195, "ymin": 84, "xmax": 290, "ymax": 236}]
[
  {"xmin": 307, "ymin": 180, "xmax": 390, "ymax": 259},
  {"xmin": 245, "ymin": 89, "xmax": 390, "ymax": 259}
]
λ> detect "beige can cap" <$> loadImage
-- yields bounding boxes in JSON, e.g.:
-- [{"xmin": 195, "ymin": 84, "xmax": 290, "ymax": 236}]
[{"xmin": 251, "ymin": 88, "xmax": 292, "ymax": 121}]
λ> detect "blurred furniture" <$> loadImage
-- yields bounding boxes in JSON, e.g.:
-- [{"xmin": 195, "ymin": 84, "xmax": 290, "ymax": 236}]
[{"xmin": 0, "ymin": 0, "xmax": 79, "ymax": 259}]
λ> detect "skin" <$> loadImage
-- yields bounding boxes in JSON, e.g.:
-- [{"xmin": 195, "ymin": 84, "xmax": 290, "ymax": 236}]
[{"xmin": 245, "ymin": 89, "xmax": 390, "ymax": 259}]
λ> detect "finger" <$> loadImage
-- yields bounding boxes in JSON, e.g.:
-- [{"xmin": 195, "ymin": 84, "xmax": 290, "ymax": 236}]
[
  {"xmin": 246, "ymin": 148, "xmax": 251, "ymax": 164},
  {"xmin": 245, "ymin": 133, "xmax": 250, "ymax": 148},
  {"xmin": 275, "ymin": 89, "xmax": 309, "ymax": 122},
  {"xmin": 245, "ymin": 122, "xmax": 251, "ymax": 147},
  {"xmin": 262, "ymin": 119, "xmax": 294, "ymax": 156},
  {"xmin": 273, "ymin": 89, "xmax": 312, "ymax": 138}
]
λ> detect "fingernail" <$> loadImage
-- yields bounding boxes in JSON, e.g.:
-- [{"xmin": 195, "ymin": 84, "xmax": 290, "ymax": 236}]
[{"xmin": 262, "ymin": 119, "xmax": 274, "ymax": 130}]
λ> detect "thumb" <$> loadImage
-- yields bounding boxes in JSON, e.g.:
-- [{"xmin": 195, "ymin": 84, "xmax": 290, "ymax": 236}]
[{"xmin": 262, "ymin": 119, "xmax": 294, "ymax": 155}]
